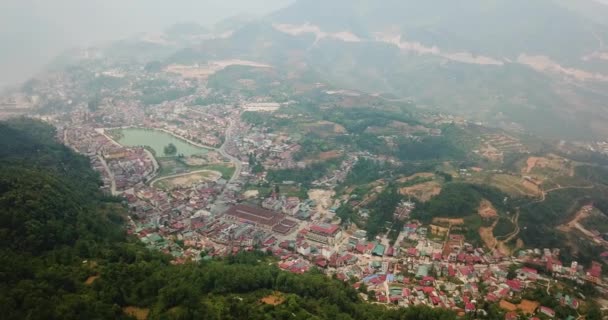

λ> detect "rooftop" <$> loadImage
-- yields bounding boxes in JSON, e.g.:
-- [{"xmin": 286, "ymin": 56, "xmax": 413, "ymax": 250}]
[
  {"xmin": 309, "ymin": 223, "xmax": 340, "ymax": 236},
  {"xmin": 224, "ymin": 204, "xmax": 284, "ymax": 227}
]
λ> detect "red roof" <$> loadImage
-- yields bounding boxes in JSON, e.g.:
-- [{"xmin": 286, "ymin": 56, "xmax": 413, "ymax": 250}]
[
  {"xmin": 486, "ymin": 293, "xmax": 498, "ymax": 302},
  {"xmin": 589, "ymin": 262, "xmax": 602, "ymax": 278},
  {"xmin": 448, "ymin": 265, "xmax": 456, "ymax": 277},
  {"xmin": 539, "ymin": 306, "xmax": 555, "ymax": 316},
  {"xmin": 356, "ymin": 244, "xmax": 367, "ymax": 253},
  {"xmin": 225, "ymin": 205, "xmax": 284, "ymax": 227},
  {"xmin": 506, "ymin": 279, "xmax": 522, "ymax": 291},
  {"xmin": 309, "ymin": 223, "xmax": 340, "ymax": 236}
]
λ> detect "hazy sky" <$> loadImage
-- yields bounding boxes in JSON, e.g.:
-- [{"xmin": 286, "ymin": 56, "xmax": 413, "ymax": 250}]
[{"xmin": 0, "ymin": 0, "xmax": 293, "ymax": 88}]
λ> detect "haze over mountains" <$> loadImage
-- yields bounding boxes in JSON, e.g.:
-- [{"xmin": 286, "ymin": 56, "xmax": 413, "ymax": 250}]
[
  {"xmin": 217, "ymin": 0, "xmax": 608, "ymax": 138},
  {"xmin": 152, "ymin": 0, "xmax": 608, "ymax": 140},
  {"xmin": 0, "ymin": 0, "xmax": 292, "ymax": 88},
  {"xmin": 5, "ymin": 0, "xmax": 608, "ymax": 140}
]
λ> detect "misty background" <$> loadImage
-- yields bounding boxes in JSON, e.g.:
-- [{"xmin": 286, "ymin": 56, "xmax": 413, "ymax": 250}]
[{"xmin": 0, "ymin": 0, "xmax": 293, "ymax": 88}]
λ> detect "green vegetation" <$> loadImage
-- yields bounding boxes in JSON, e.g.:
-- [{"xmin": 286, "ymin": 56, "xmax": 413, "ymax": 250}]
[
  {"xmin": 412, "ymin": 183, "xmax": 513, "ymax": 222},
  {"xmin": 140, "ymin": 87, "xmax": 195, "ymax": 106},
  {"xmin": 576, "ymin": 165, "xmax": 608, "ymax": 186},
  {"xmin": 395, "ymin": 136, "xmax": 466, "ymax": 161},
  {"xmin": 493, "ymin": 217, "xmax": 516, "ymax": 238},
  {"xmin": 241, "ymin": 111, "xmax": 268, "ymax": 126},
  {"xmin": 365, "ymin": 185, "xmax": 403, "ymax": 240},
  {"xmin": 336, "ymin": 204, "xmax": 356, "ymax": 226},
  {"xmin": 399, "ymin": 176, "xmax": 434, "ymax": 188},
  {"xmin": 267, "ymin": 158, "xmax": 342, "ymax": 187},
  {"xmin": 293, "ymin": 132, "xmax": 334, "ymax": 161},
  {"xmin": 135, "ymin": 79, "xmax": 195, "ymax": 106},
  {"xmin": 320, "ymin": 106, "xmax": 417, "ymax": 135},
  {"xmin": 163, "ymin": 143, "xmax": 178, "ymax": 156},
  {"xmin": 518, "ymin": 186, "xmax": 608, "ymax": 264},
  {"xmin": 344, "ymin": 158, "xmax": 385, "ymax": 186},
  {"xmin": 581, "ymin": 212, "xmax": 608, "ymax": 234},
  {"xmin": 0, "ymin": 119, "xmax": 458, "ymax": 319}
]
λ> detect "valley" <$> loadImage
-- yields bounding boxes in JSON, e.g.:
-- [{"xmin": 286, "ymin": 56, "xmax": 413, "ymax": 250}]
[{"xmin": 3, "ymin": 0, "xmax": 608, "ymax": 319}]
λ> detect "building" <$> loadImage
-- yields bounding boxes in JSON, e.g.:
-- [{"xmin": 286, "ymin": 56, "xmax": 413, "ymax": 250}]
[
  {"xmin": 306, "ymin": 223, "xmax": 342, "ymax": 245},
  {"xmin": 224, "ymin": 205, "xmax": 284, "ymax": 230}
]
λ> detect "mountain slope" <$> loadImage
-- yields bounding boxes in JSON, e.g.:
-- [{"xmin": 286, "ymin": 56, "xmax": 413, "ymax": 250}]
[
  {"xmin": 171, "ymin": 0, "xmax": 608, "ymax": 139},
  {"xmin": 272, "ymin": 0, "xmax": 607, "ymax": 64}
]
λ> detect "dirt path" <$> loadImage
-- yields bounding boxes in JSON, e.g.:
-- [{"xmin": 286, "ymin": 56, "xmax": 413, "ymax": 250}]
[
  {"xmin": 491, "ymin": 211, "xmax": 521, "ymax": 255},
  {"xmin": 479, "ymin": 219, "xmax": 498, "ymax": 251},
  {"xmin": 558, "ymin": 205, "xmax": 593, "ymax": 232},
  {"xmin": 530, "ymin": 184, "xmax": 594, "ymax": 204},
  {"xmin": 500, "ymin": 211, "xmax": 521, "ymax": 243}
]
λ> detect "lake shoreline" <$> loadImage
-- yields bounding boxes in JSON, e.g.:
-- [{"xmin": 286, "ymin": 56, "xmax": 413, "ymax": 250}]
[{"xmin": 107, "ymin": 127, "xmax": 211, "ymax": 157}]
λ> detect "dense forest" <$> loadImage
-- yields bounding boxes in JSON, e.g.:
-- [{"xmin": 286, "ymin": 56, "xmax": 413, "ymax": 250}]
[
  {"xmin": 0, "ymin": 118, "xmax": 457, "ymax": 319},
  {"xmin": 412, "ymin": 183, "xmax": 513, "ymax": 222}
]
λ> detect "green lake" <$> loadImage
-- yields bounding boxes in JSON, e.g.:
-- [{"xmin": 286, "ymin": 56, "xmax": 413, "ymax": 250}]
[{"xmin": 114, "ymin": 128, "xmax": 209, "ymax": 157}]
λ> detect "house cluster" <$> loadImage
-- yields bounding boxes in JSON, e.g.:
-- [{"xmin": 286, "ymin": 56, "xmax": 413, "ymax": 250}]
[
  {"xmin": 312, "ymin": 153, "xmax": 358, "ymax": 188},
  {"xmin": 146, "ymin": 104, "xmax": 230, "ymax": 148},
  {"xmin": 261, "ymin": 194, "xmax": 316, "ymax": 220},
  {"xmin": 516, "ymin": 248, "xmax": 605, "ymax": 288},
  {"xmin": 104, "ymin": 147, "xmax": 155, "ymax": 191},
  {"xmin": 233, "ymin": 126, "xmax": 303, "ymax": 171},
  {"xmin": 63, "ymin": 126, "xmax": 156, "ymax": 192},
  {"xmin": 273, "ymin": 229, "xmax": 357, "ymax": 273}
]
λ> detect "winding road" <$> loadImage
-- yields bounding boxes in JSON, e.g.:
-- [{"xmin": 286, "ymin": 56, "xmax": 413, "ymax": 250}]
[
  {"xmin": 490, "ymin": 184, "xmax": 596, "ymax": 253},
  {"xmin": 97, "ymin": 155, "xmax": 118, "ymax": 196},
  {"xmin": 218, "ymin": 118, "xmax": 242, "ymax": 183}
]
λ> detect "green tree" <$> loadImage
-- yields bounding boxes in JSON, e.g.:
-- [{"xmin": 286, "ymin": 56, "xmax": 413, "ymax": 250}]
[{"xmin": 163, "ymin": 143, "xmax": 177, "ymax": 156}]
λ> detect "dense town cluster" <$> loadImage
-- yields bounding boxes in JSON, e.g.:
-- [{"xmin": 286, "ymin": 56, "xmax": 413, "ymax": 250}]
[
  {"xmin": 9, "ymin": 58, "xmax": 605, "ymax": 318},
  {"xmin": 52, "ymin": 106, "xmax": 606, "ymax": 319}
]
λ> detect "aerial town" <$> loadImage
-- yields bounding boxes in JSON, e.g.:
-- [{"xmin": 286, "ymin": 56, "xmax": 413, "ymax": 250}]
[
  {"xmin": 7, "ymin": 1, "xmax": 608, "ymax": 319},
  {"xmin": 0, "ymin": 67, "xmax": 586, "ymax": 319}
]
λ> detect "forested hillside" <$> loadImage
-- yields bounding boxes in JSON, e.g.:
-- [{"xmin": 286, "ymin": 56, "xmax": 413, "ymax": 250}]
[{"xmin": 0, "ymin": 118, "xmax": 456, "ymax": 319}]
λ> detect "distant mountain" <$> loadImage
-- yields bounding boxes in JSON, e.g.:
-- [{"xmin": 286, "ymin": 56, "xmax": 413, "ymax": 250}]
[
  {"xmin": 172, "ymin": 0, "xmax": 608, "ymax": 139},
  {"xmin": 272, "ymin": 0, "xmax": 608, "ymax": 63}
]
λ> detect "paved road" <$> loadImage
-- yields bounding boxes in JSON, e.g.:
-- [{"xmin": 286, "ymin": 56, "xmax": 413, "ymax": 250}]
[
  {"xmin": 97, "ymin": 155, "xmax": 118, "ymax": 196},
  {"xmin": 218, "ymin": 118, "xmax": 242, "ymax": 183}
]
